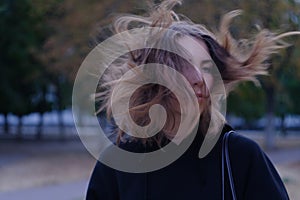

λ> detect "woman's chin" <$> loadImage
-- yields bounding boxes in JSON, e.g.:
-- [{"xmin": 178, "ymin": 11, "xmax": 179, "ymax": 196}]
[
  {"xmin": 198, "ymin": 98, "xmax": 210, "ymax": 114},
  {"xmin": 198, "ymin": 101, "xmax": 204, "ymax": 114}
]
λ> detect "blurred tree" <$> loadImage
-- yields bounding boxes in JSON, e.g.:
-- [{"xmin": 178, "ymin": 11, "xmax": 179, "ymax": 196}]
[
  {"xmin": 179, "ymin": 0, "xmax": 300, "ymax": 148},
  {"xmin": 228, "ymin": 82, "xmax": 266, "ymax": 128},
  {"xmin": 35, "ymin": 0, "xmax": 140, "ymax": 136},
  {"xmin": 0, "ymin": 0, "xmax": 51, "ymax": 137},
  {"xmin": 275, "ymin": 37, "xmax": 300, "ymax": 135},
  {"xmin": 3, "ymin": 0, "xmax": 297, "ymax": 142},
  {"xmin": 224, "ymin": 0, "xmax": 300, "ymax": 148}
]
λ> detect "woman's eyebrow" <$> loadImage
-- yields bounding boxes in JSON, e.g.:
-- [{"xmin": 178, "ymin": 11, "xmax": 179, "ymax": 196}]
[{"xmin": 200, "ymin": 59, "xmax": 214, "ymax": 66}]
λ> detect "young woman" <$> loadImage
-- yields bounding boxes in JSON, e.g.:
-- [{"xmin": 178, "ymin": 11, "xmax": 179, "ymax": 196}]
[{"xmin": 86, "ymin": 0, "xmax": 297, "ymax": 199}]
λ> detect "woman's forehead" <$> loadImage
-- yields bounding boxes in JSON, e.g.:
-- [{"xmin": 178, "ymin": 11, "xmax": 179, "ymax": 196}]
[{"xmin": 177, "ymin": 36, "xmax": 211, "ymax": 63}]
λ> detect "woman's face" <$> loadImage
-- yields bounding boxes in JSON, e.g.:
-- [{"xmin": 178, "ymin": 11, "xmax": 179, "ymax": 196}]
[{"xmin": 178, "ymin": 36, "xmax": 214, "ymax": 110}]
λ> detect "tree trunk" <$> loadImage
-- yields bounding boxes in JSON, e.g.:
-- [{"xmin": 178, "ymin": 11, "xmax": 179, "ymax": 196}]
[
  {"xmin": 58, "ymin": 109, "xmax": 65, "ymax": 141},
  {"xmin": 56, "ymin": 82, "xmax": 65, "ymax": 141},
  {"xmin": 4, "ymin": 113, "xmax": 9, "ymax": 134},
  {"xmin": 280, "ymin": 114, "xmax": 287, "ymax": 136},
  {"xmin": 264, "ymin": 85, "xmax": 275, "ymax": 150},
  {"xmin": 17, "ymin": 116, "xmax": 23, "ymax": 140},
  {"xmin": 36, "ymin": 112, "xmax": 44, "ymax": 140}
]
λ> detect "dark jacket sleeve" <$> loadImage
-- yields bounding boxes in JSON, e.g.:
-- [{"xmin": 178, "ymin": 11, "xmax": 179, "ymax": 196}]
[
  {"xmin": 86, "ymin": 161, "xmax": 119, "ymax": 200},
  {"xmin": 230, "ymin": 133, "xmax": 289, "ymax": 200}
]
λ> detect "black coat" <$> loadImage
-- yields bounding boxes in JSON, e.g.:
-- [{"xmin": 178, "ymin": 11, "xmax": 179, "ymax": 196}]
[{"xmin": 86, "ymin": 125, "xmax": 289, "ymax": 200}]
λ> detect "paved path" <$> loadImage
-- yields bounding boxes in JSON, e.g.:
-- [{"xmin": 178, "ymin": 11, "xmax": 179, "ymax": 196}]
[
  {"xmin": 0, "ymin": 140, "xmax": 299, "ymax": 200},
  {"xmin": 0, "ymin": 180, "xmax": 88, "ymax": 200},
  {"xmin": 267, "ymin": 148, "xmax": 300, "ymax": 165}
]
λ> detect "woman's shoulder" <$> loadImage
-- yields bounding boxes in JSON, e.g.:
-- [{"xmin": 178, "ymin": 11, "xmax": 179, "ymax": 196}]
[
  {"xmin": 228, "ymin": 131, "xmax": 267, "ymax": 165},
  {"xmin": 223, "ymin": 126, "xmax": 289, "ymax": 199},
  {"xmin": 230, "ymin": 131, "xmax": 261, "ymax": 150},
  {"xmin": 224, "ymin": 125, "xmax": 264, "ymax": 158}
]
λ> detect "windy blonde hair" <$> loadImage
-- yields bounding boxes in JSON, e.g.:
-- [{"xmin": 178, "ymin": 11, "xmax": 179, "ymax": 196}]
[{"xmin": 96, "ymin": 0, "xmax": 299, "ymax": 145}]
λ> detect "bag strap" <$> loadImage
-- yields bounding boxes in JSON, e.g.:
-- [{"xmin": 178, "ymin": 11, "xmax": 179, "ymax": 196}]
[{"xmin": 222, "ymin": 130, "xmax": 237, "ymax": 200}]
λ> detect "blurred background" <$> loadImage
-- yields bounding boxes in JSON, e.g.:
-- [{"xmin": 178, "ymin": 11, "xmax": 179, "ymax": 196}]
[{"xmin": 0, "ymin": 0, "xmax": 300, "ymax": 199}]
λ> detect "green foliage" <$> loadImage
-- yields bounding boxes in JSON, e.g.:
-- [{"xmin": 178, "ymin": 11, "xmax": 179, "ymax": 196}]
[
  {"xmin": 1, "ymin": 0, "xmax": 300, "ymax": 127},
  {"xmin": 228, "ymin": 82, "xmax": 266, "ymax": 122},
  {"xmin": 0, "ymin": 0, "xmax": 47, "ymax": 116},
  {"xmin": 0, "ymin": 0, "xmax": 72, "ymax": 126}
]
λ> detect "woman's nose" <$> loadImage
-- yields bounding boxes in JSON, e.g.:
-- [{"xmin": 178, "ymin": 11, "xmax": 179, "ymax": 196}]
[
  {"xmin": 194, "ymin": 84, "xmax": 202, "ymax": 94},
  {"xmin": 193, "ymin": 76, "xmax": 206, "ymax": 95},
  {"xmin": 194, "ymin": 83, "xmax": 204, "ymax": 93},
  {"xmin": 196, "ymin": 74, "xmax": 205, "ymax": 86}
]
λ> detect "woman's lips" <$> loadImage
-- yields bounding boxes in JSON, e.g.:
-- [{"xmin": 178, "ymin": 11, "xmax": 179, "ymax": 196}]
[
  {"xmin": 197, "ymin": 94, "xmax": 209, "ymax": 99},
  {"xmin": 196, "ymin": 94, "xmax": 209, "ymax": 104}
]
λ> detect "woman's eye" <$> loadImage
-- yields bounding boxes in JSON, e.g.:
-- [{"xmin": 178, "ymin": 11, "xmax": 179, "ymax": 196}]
[{"xmin": 201, "ymin": 66, "xmax": 213, "ymax": 73}]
